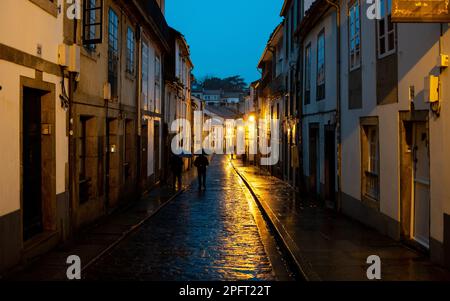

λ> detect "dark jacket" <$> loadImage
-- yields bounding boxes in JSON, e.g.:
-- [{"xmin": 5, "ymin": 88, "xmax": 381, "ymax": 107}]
[
  {"xmin": 169, "ymin": 155, "xmax": 183, "ymax": 174},
  {"xmin": 194, "ymin": 155, "xmax": 209, "ymax": 173}
]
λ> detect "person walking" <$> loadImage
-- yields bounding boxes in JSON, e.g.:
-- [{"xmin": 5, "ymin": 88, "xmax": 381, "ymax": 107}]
[
  {"xmin": 194, "ymin": 153, "xmax": 209, "ymax": 191},
  {"xmin": 169, "ymin": 153, "xmax": 183, "ymax": 190}
]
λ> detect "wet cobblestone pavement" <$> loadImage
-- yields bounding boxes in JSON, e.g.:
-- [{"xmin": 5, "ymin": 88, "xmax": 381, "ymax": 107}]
[{"xmin": 84, "ymin": 156, "xmax": 278, "ymax": 281}]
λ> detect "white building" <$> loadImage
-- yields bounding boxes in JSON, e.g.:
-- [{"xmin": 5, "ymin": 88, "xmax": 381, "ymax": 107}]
[
  {"xmin": 0, "ymin": 0, "xmax": 69, "ymax": 273},
  {"xmin": 165, "ymin": 27, "xmax": 193, "ymax": 168},
  {"xmin": 300, "ymin": 0, "xmax": 338, "ymax": 206},
  {"xmin": 339, "ymin": 0, "xmax": 450, "ymax": 266},
  {"xmin": 202, "ymin": 90, "xmax": 222, "ymax": 106},
  {"xmin": 258, "ymin": 22, "xmax": 285, "ymax": 178},
  {"xmin": 281, "ymin": 0, "xmax": 302, "ymax": 187}
]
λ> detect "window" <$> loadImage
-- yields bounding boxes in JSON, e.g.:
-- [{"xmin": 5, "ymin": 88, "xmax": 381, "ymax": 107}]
[
  {"xmin": 316, "ymin": 30, "xmax": 325, "ymax": 100},
  {"xmin": 362, "ymin": 124, "xmax": 379, "ymax": 201},
  {"xmin": 83, "ymin": 0, "xmax": 97, "ymax": 51},
  {"xmin": 142, "ymin": 42, "xmax": 149, "ymax": 110},
  {"xmin": 126, "ymin": 27, "xmax": 135, "ymax": 74},
  {"xmin": 285, "ymin": 17, "xmax": 290, "ymax": 59},
  {"xmin": 108, "ymin": 8, "xmax": 119, "ymax": 98},
  {"xmin": 83, "ymin": 0, "xmax": 103, "ymax": 45},
  {"xmin": 290, "ymin": 8, "xmax": 295, "ymax": 52},
  {"xmin": 154, "ymin": 56, "xmax": 161, "ymax": 113},
  {"xmin": 304, "ymin": 44, "xmax": 312, "ymax": 105},
  {"xmin": 377, "ymin": 0, "xmax": 395, "ymax": 57},
  {"xmin": 349, "ymin": 0, "xmax": 361, "ymax": 70}
]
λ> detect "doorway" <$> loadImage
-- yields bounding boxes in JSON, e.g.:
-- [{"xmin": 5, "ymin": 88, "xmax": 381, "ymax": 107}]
[
  {"xmin": 400, "ymin": 115, "xmax": 430, "ymax": 250},
  {"xmin": 140, "ymin": 124, "xmax": 148, "ymax": 188},
  {"xmin": 154, "ymin": 120, "xmax": 160, "ymax": 180},
  {"xmin": 412, "ymin": 122, "xmax": 430, "ymax": 248},
  {"xmin": 106, "ymin": 118, "xmax": 119, "ymax": 208},
  {"xmin": 309, "ymin": 124, "xmax": 320, "ymax": 196},
  {"xmin": 23, "ymin": 88, "xmax": 43, "ymax": 241},
  {"xmin": 324, "ymin": 127, "xmax": 336, "ymax": 207}
]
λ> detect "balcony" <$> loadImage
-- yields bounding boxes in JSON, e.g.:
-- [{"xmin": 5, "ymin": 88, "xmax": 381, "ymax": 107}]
[
  {"xmin": 268, "ymin": 74, "xmax": 285, "ymax": 96},
  {"xmin": 260, "ymin": 70, "xmax": 273, "ymax": 91},
  {"xmin": 261, "ymin": 75, "xmax": 285, "ymax": 98}
]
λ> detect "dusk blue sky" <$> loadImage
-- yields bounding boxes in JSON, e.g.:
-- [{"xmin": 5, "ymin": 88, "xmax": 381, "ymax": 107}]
[{"xmin": 166, "ymin": 0, "xmax": 283, "ymax": 85}]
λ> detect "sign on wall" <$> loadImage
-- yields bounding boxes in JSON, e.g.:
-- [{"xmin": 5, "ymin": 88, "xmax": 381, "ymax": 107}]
[{"xmin": 392, "ymin": 0, "xmax": 450, "ymax": 22}]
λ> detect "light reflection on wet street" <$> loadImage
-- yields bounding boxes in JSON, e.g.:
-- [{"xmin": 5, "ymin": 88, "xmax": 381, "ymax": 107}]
[{"xmin": 84, "ymin": 156, "xmax": 282, "ymax": 281}]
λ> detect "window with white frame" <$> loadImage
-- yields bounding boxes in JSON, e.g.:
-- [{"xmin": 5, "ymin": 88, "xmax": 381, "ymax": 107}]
[
  {"xmin": 154, "ymin": 56, "xmax": 161, "ymax": 113},
  {"xmin": 377, "ymin": 0, "xmax": 395, "ymax": 58},
  {"xmin": 349, "ymin": 0, "xmax": 361, "ymax": 70},
  {"xmin": 304, "ymin": 44, "xmax": 311, "ymax": 105},
  {"xmin": 142, "ymin": 42, "xmax": 149, "ymax": 110},
  {"xmin": 108, "ymin": 8, "xmax": 119, "ymax": 98},
  {"xmin": 126, "ymin": 27, "xmax": 135, "ymax": 74},
  {"xmin": 316, "ymin": 30, "xmax": 325, "ymax": 100}
]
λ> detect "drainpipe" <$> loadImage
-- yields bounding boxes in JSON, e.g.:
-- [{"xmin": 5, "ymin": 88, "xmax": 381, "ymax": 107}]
[{"xmin": 325, "ymin": 0, "xmax": 342, "ymax": 210}]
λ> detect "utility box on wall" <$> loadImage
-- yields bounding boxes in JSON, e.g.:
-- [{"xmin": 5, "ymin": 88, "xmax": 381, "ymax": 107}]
[
  {"xmin": 58, "ymin": 44, "xmax": 80, "ymax": 73},
  {"xmin": 58, "ymin": 44, "xmax": 70, "ymax": 67},
  {"xmin": 425, "ymin": 75, "xmax": 439, "ymax": 103},
  {"xmin": 68, "ymin": 45, "xmax": 80, "ymax": 73}
]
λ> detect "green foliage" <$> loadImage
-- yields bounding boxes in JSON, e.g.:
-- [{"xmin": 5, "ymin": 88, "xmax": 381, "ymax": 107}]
[{"xmin": 195, "ymin": 75, "xmax": 248, "ymax": 92}]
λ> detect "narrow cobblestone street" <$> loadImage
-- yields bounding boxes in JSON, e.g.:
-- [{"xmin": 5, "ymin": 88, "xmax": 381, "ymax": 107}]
[{"xmin": 83, "ymin": 156, "xmax": 290, "ymax": 281}]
